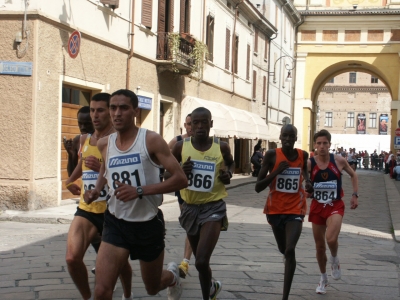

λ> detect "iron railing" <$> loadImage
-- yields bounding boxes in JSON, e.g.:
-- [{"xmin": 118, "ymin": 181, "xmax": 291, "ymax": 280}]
[{"xmin": 156, "ymin": 32, "xmax": 194, "ymax": 67}]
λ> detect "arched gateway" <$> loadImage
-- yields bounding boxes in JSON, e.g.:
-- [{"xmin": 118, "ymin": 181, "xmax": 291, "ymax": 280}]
[{"xmin": 293, "ymin": 7, "xmax": 400, "ymax": 151}]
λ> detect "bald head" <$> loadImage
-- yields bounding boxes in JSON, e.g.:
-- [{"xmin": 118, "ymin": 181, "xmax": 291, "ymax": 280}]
[{"xmin": 281, "ymin": 124, "xmax": 297, "ymax": 135}]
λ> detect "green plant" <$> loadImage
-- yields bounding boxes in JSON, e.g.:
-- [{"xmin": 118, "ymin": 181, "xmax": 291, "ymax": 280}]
[
  {"xmin": 168, "ymin": 32, "xmax": 181, "ymax": 73},
  {"xmin": 167, "ymin": 32, "xmax": 209, "ymax": 79},
  {"xmin": 189, "ymin": 39, "xmax": 209, "ymax": 80}
]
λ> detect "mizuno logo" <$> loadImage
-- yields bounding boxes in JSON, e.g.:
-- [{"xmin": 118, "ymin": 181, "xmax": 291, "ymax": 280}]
[
  {"xmin": 82, "ymin": 172, "xmax": 98, "ymax": 180},
  {"xmin": 314, "ymin": 183, "xmax": 336, "ymax": 189},
  {"xmin": 295, "ymin": 217, "xmax": 302, "ymax": 220},
  {"xmin": 282, "ymin": 168, "xmax": 300, "ymax": 175},
  {"xmin": 193, "ymin": 161, "xmax": 215, "ymax": 171},
  {"xmin": 109, "ymin": 154, "xmax": 141, "ymax": 168},
  {"xmin": 210, "ymin": 214, "xmax": 220, "ymax": 218}
]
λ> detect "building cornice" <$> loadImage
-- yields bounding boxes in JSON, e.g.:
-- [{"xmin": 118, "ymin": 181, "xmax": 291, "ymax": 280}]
[
  {"xmin": 299, "ymin": 9, "xmax": 400, "ymax": 16},
  {"xmin": 322, "ymin": 86, "xmax": 390, "ymax": 93}
]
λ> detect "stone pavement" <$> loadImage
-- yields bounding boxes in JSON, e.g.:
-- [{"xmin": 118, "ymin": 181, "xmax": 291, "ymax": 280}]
[{"xmin": 0, "ymin": 171, "xmax": 400, "ymax": 299}]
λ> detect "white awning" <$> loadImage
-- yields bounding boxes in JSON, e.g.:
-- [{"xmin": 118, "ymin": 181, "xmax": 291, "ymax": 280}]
[
  {"xmin": 267, "ymin": 123, "xmax": 282, "ymax": 142},
  {"xmin": 181, "ymin": 96, "xmax": 270, "ymax": 140}
]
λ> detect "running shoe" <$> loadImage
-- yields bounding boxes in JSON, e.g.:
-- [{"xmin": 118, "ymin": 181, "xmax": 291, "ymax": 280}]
[
  {"xmin": 91, "ymin": 267, "xmax": 96, "ymax": 275},
  {"xmin": 178, "ymin": 260, "xmax": 189, "ymax": 278},
  {"xmin": 210, "ymin": 278, "xmax": 222, "ymax": 300},
  {"xmin": 330, "ymin": 256, "xmax": 341, "ymax": 280},
  {"xmin": 315, "ymin": 277, "xmax": 329, "ymax": 294},
  {"xmin": 167, "ymin": 262, "xmax": 182, "ymax": 300}
]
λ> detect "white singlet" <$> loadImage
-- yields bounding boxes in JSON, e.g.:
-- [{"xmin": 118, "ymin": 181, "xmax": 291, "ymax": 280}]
[{"xmin": 104, "ymin": 129, "xmax": 162, "ymax": 222}]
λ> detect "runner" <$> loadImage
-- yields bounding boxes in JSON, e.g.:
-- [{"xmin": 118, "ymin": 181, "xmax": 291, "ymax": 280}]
[
  {"xmin": 255, "ymin": 124, "xmax": 313, "ymax": 300},
  {"xmin": 308, "ymin": 129, "xmax": 359, "ymax": 295},
  {"xmin": 168, "ymin": 114, "xmax": 193, "ymax": 278},
  {"xmin": 65, "ymin": 93, "xmax": 132, "ymax": 300},
  {"xmin": 84, "ymin": 89, "xmax": 187, "ymax": 300},
  {"xmin": 172, "ymin": 107, "xmax": 234, "ymax": 300}
]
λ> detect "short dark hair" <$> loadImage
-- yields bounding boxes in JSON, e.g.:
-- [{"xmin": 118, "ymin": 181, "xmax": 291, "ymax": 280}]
[
  {"xmin": 313, "ymin": 129, "xmax": 331, "ymax": 143},
  {"xmin": 77, "ymin": 106, "xmax": 90, "ymax": 115},
  {"xmin": 111, "ymin": 89, "xmax": 138, "ymax": 108},
  {"xmin": 91, "ymin": 93, "xmax": 111, "ymax": 107},
  {"xmin": 192, "ymin": 107, "xmax": 212, "ymax": 119},
  {"xmin": 186, "ymin": 113, "xmax": 192, "ymax": 118}
]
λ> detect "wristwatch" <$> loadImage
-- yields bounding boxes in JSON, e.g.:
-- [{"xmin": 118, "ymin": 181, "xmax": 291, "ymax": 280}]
[
  {"xmin": 136, "ymin": 186, "xmax": 144, "ymax": 199},
  {"xmin": 227, "ymin": 171, "xmax": 233, "ymax": 179},
  {"xmin": 352, "ymin": 192, "xmax": 359, "ymax": 198}
]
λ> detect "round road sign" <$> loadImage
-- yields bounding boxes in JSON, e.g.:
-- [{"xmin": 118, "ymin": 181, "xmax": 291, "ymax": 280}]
[
  {"xmin": 68, "ymin": 30, "xmax": 81, "ymax": 59},
  {"xmin": 395, "ymin": 128, "xmax": 400, "ymax": 136}
]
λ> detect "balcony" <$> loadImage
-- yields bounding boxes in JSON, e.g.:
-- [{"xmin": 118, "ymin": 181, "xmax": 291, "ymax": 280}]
[{"xmin": 156, "ymin": 32, "xmax": 195, "ymax": 75}]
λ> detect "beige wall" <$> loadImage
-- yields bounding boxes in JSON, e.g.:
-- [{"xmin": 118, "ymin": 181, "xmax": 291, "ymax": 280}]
[{"xmin": 317, "ymin": 72, "xmax": 391, "ymax": 135}]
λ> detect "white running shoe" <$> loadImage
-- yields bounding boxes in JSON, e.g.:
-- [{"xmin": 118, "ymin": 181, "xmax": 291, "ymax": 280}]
[
  {"xmin": 316, "ymin": 277, "xmax": 329, "ymax": 294},
  {"xmin": 121, "ymin": 292, "xmax": 133, "ymax": 300},
  {"xmin": 210, "ymin": 278, "xmax": 222, "ymax": 300},
  {"xmin": 330, "ymin": 256, "xmax": 341, "ymax": 280},
  {"xmin": 167, "ymin": 262, "xmax": 182, "ymax": 300}
]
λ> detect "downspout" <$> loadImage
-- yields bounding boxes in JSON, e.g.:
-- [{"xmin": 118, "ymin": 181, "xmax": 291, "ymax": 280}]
[
  {"xmin": 291, "ymin": 16, "xmax": 305, "ymax": 124},
  {"xmin": 231, "ymin": 1, "xmax": 244, "ymax": 95},
  {"xmin": 126, "ymin": 0, "xmax": 135, "ymax": 89},
  {"xmin": 266, "ymin": 32, "xmax": 278, "ymax": 123},
  {"xmin": 202, "ymin": 0, "xmax": 207, "ymax": 43}
]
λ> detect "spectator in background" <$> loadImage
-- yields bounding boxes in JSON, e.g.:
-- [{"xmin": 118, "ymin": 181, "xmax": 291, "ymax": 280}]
[
  {"xmin": 363, "ymin": 150, "xmax": 369, "ymax": 169},
  {"xmin": 389, "ymin": 154, "xmax": 397, "ymax": 178}
]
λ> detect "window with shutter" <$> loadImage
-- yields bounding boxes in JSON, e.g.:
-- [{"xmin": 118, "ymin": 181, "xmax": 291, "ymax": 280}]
[
  {"xmin": 180, "ymin": 0, "xmax": 190, "ymax": 33},
  {"xmin": 263, "ymin": 76, "xmax": 266, "ymax": 103},
  {"xmin": 225, "ymin": 28, "xmax": 230, "ymax": 70},
  {"xmin": 253, "ymin": 70, "xmax": 257, "ymax": 99},
  {"xmin": 142, "ymin": 0, "xmax": 152, "ymax": 29},
  {"xmin": 254, "ymin": 29, "xmax": 258, "ymax": 53},
  {"xmin": 264, "ymin": 36, "xmax": 268, "ymax": 60},
  {"xmin": 206, "ymin": 14, "xmax": 214, "ymax": 62},
  {"xmin": 233, "ymin": 35, "xmax": 239, "ymax": 74},
  {"xmin": 246, "ymin": 44, "xmax": 250, "ymax": 80}
]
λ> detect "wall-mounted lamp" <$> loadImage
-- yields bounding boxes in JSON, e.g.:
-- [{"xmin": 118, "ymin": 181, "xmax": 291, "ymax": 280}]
[
  {"xmin": 136, "ymin": 86, "xmax": 141, "ymax": 94},
  {"xmin": 269, "ymin": 55, "xmax": 295, "ymax": 84}
]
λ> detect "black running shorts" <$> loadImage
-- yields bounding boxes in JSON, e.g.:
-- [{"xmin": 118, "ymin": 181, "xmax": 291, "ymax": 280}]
[
  {"xmin": 102, "ymin": 209, "xmax": 165, "ymax": 262},
  {"xmin": 74, "ymin": 207, "xmax": 104, "ymax": 235},
  {"xmin": 266, "ymin": 214, "xmax": 304, "ymax": 229}
]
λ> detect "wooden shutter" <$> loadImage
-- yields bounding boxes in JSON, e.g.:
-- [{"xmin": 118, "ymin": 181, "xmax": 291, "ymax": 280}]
[
  {"xmin": 225, "ymin": 28, "xmax": 230, "ymax": 70},
  {"xmin": 142, "ymin": 0, "xmax": 152, "ymax": 29},
  {"xmin": 206, "ymin": 14, "xmax": 214, "ymax": 62},
  {"xmin": 253, "ymin": 70, "xmax": 257, "ymax": 99},
  {"xmin": 180, "ymin": 0, "xmax": 185, "ymax": 32},
  {"xmin": 263, "ymin": 76, "xmax": 266, "ymax": 103},
  {"xmin": 254, "ymin": 29, "xmax": 258, "ymax": 52},
  {"xmin": 246, "ymin": 44, "xmax": 250, "ymax": 80},
  {"xmin": 264, "ymin": 36, "xmax": 268, "ymax": 59},
  {"xmin": 169, "ymin": 0, "xmax": 174, "ymax": 32},
  {"xmin": 186, "ymin": 0, "xmax": 191, "ymax": 33},
  {"xmin": 158, "ymin": 0, "xmax": 166, "ymax": 33}
]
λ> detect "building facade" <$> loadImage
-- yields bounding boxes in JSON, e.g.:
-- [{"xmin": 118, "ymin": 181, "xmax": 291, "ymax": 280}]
[{"xmin": 0, "ymin": 0, "xmax": 278, "ymax": 210}]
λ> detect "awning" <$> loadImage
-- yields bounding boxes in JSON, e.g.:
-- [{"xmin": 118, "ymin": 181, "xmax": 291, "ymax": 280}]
[
  {"xmin": 267, "ymin": 123, "xmax": 282, "ymax": 142},
  {"xmin": 181, "ymin": 96, "xmax": 270, "ymax": 140}
]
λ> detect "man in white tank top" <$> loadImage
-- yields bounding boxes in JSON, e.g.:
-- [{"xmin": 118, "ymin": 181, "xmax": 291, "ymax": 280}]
[{"xmin": 85, "ymin": 89, "xmax": 188, "ymax": 300}]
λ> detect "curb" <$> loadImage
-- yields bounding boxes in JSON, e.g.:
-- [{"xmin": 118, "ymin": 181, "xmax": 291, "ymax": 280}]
[{"xmin": 383, "ymin": 174, "xmax": 400, "ymax": 242}]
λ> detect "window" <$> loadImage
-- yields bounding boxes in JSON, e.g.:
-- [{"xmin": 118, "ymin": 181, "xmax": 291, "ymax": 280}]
[
  {"xmin": 347, "ymin": 112, "xmax": 355, "ymax": 127},
  {"xmin": 349, "ymin": 72, "xmax": 357, "ymax": 83},
  {"xmin": 264, "ymin": 36, "xmax": 268, "ymax": 60},
  {"xmin": 179, "ymin": 0, "xmax": 191, "ymax": 34},
  {"xmin": 62, "ymin": 85, "xmax": 90, "ymax": 105},
  {"xmin": 327, "ymin": 77, "xmax": 334, "ymax": 83},
  {"xmin": 325, "ymin": 112, "xmax": 332, "ymax": 127},
  {"xmin": 369, "ymin": 113, "xmax": 377, "ymax": 128},
  {"xmin": 233, "ymin": 35, "xmax": 239, "ymax": 74},
  {"xmin": 254, "ymin": 29, "xmax": 258, "ymax": 53},
  {"xmin": 141, "ymin": 0, "xmax": 153, "ymax": 29},
  {"xmin": 252, "ymin": 70, "xmax": 257, "ymax": 99},
  {"xmin": 206, "ymin": 14, "xmax": 214, "ymax": 62},
  {"xmin": 225, "ymin": 28, "xmax": 230, "ymax": 70},
  {"xmin": 263, "ymin": 76, "xmax": 266, "ymax": 103},
  {"xmin": 371, "ymin": 76, "xmax": 378, "ymax": 84},
  {"xmin": 246, "ymin": 44, "xmax": 250, "ymax": 80}
]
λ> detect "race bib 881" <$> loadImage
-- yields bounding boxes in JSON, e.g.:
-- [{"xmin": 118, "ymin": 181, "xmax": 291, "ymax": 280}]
[{"xmin": 187, "ymin": 160, "xmax": 216, "ymax": 192}]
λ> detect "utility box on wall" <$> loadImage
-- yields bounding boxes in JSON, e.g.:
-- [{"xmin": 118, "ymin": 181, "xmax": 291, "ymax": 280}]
[{"xmin": 100, "ymin": 0, "xmax": 119, "ymax": 9}]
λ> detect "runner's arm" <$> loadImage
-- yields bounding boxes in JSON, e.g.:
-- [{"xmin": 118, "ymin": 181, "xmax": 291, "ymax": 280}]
[
  {"xmin": 339, "ymin": 156, "xmax": 359, "ymax": 209},
  {"xmin": 302, "ymin": 151, "xmax": 313, "ymax": 193},
  {"xmin": 255, "ymin": 150, "xmax": 280, "ymax": 193},
  {"xmin": 219, "ymin": 141, "xmax": 234, "ymax": 185}
]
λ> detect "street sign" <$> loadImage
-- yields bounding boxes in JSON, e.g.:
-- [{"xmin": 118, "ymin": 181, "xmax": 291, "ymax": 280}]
[
  {"xmin": 395, "ymin": 128, "xmax": 400, "ymax": 137},
  {"xmin": 68, "ymin": 31, "xmax": 81, "ymax": 59},
  {"xmin": 138, "ymin": 95, "xmax": 152, "ymax": 110},
  {"xmin": 394, "ymin": 136, "xmax": 400, "ymax": 149},
  {"xmin": 0, "ymin": 61, "xmax": 32, "ymax": 76}
]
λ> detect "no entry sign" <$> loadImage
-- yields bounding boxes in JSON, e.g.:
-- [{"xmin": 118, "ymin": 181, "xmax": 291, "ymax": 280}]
[{"xmin": 68, "ymin": 30, "xmax": 81, "ymax": 59}]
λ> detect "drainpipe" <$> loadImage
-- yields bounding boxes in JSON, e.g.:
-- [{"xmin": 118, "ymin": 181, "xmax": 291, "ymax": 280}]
[
  {"xmin": 231, "ymin": 0, "xmax": 244, "ymax": 95},
  {"xmin": 126, "ymin": 0, "xmax": 135, "ymax": 89},
  {"xmin": 266, "ymin": 32, "xmax": 278, "ymax": 123}
]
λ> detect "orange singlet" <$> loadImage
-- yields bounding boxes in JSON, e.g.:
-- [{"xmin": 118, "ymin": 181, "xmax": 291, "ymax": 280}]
[{"xmin": 263, "ymin": 148, "xmax": 307, "ymax": 215}]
